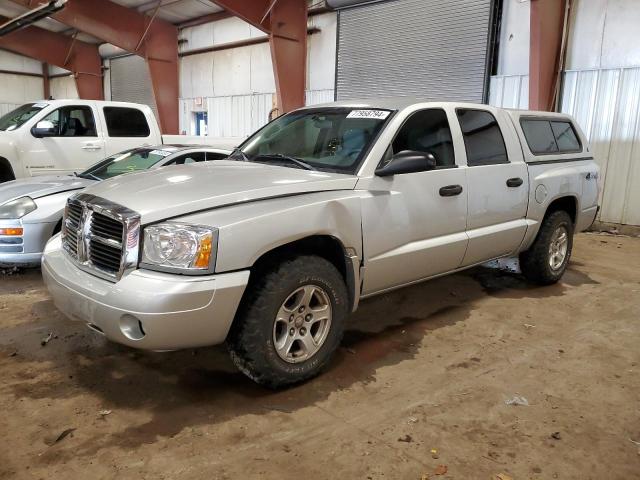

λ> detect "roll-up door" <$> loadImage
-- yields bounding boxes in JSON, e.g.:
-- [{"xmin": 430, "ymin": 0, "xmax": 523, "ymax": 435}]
[
  {"xmin": 109, "ymin": 55, "xmax": 158, "ymax": 117},
  {"xmin": 336, "ymin": 0, "xmax": 495, "ymax": 103}
]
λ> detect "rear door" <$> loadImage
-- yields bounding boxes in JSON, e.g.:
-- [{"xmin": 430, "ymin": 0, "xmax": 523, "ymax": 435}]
[
  {"xmin": 360, "ymin": 108, "xmax": 469, "ymax": 295},
  {"xmin": 456, "ymin": 107, "xmax": 529, "ymax": 266},
  {"xmin": 101, "ymin": 106, "xmax": 155, "ymax": 156},
  {"xmin": 21, "ymin": 103, "xmax": 105, "ymax": 176}
]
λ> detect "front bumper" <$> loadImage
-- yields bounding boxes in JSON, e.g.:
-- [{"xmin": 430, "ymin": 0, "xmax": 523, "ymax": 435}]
[
  {"xmin": 0, "ymin": 219, "xmax": 56, "ymax": 267},
  {"xmin": 42, "ymin": 235, "xmax": 250, "ymax": 351}
]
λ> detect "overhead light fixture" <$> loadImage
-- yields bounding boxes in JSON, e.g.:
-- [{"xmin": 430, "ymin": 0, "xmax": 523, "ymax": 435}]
[{"xmin": 0, "ymin": 0, "xmax": 68, "ymax": 37}]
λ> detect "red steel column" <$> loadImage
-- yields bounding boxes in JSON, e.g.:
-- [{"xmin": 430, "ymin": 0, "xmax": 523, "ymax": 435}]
[
  {"xmin": 214, "ymin": 0, "xmax": 308, "ymax": 113},
  {"xmin": 42, "ymin": 63, "xmax": 50, "ymax": 99},
  {"xmin": 0, "ymin": 17, "xmax": 103, "ymax": 100},
  {"xmin": 11, "ymin": 0, "xmax": 179, "ymax": 133},
  {"xmin": 529, "ymin": 0, "xmax": 567, "ymax": 111},
  {"xmin": 270, "ymin": 0, "xmax": 308, "ymax": 113}
]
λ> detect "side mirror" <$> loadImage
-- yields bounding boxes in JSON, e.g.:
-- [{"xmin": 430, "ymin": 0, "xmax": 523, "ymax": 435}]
[
  {"xmin": 31, "ymin": 120, "xmax": 57, "ymax": 138},
  {"xmin": 375, "ymin": 150, "xmax": 437, "ymax": 177}
]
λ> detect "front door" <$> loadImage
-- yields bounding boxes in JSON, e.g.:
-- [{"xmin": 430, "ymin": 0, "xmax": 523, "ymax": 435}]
[
  {"xmin": 360, "ymin": 108, "xmax": 469, "ymax": 295},
  {"xmin": 22, "ymin": 105, "xmax": 105, "ymax": 176},
  {"xmin": 455, "ymin": 108, "xmax": 529, "ymax": 266}
]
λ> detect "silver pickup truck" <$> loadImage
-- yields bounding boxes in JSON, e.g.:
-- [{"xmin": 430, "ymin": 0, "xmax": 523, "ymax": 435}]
[{"xmin": 42, "ymin": 99, "xmax": 600, "ymax": 387}]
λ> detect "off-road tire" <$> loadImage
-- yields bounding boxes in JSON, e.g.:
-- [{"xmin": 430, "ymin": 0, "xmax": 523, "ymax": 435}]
[
  {"xmin": 227, "ymin": 255, "xmax": 348, "ymax": 388},
  {"xmin": 519, "ymin": 210, "xmax": 574, "ymax": 285}
]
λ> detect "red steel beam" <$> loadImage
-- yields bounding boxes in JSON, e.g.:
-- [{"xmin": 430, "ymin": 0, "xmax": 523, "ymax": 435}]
[
  {"xmin": 11, "ymin": 0, "xmax": 179, "ymax": 134},
  {"xmin": 0, "ymin": 16, "xmax": 103, "ymax": 99},
  {"xmin": 214, "ymin": 0, "xmax": 308, "ymax": 114},
  {"xmin": 529, "ymin": 0, "xmax": 567, "ymax": 111}
]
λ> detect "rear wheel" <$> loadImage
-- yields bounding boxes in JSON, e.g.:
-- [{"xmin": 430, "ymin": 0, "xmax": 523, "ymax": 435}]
[
  {"xmin": 519, "ymin": 210, "xmax": 574, "ymax": 285},
  {"xmin": 227, "ymin": 255, "xmax": 348, "ymax": 388}
]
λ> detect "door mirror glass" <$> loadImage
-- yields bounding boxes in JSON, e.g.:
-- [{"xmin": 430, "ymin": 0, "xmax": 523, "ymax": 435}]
[
  {"xmin": 375, "ymin": 150, "xmax": 437, "ymax": 177},
  {"xmin": 31, "ymin": 120, "xmax": 57, "ymax": 138}
]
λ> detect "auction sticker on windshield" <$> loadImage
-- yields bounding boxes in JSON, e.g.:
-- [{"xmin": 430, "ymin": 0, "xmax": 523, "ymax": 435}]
[
  {"xmin": 347, "ymin": 110, "xmax": 391, "ymax": 120},
  {"xmin": 149, "ymin": 150, "xmax": 172, "ymax": 157}
]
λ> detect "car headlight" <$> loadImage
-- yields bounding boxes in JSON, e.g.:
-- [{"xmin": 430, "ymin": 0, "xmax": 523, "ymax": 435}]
[
  {"xmin": 141, "ymin": 223, "xmax": 217, "ymax": 274},
  {"xmin": 0, "ymin": 196, "xmax": 37, "ymax": 219}
]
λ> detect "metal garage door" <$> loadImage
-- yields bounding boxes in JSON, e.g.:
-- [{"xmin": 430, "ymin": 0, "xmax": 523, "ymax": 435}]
[
  {"xmin": 109, "ymin": 55, "xmax": 158, "ymax": 117},
  {"xmin": 335, "ymin": 0, "xmax": 495, "ymax": 102}
]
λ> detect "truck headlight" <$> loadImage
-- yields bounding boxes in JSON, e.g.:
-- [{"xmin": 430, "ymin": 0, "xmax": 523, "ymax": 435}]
[
  {"xmin": 0, "ymin": 196, "xmax": 37, "ymax": 219},
  {"xmin": 141, "ymin": 223, "xmax": 216, "ymax": 273}
]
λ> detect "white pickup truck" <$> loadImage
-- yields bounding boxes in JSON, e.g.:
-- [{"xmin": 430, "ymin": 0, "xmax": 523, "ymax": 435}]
[
  {"xmin": 42, "ymin": 99, "xmax": 600, "ymax": 388},
  {"xmin": 0, "ymin": 99, "xmax": 238, "ymax": 182}
]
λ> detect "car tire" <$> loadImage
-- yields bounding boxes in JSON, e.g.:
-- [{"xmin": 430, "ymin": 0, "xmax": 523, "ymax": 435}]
[
  {"xmin": 519, "ymin": 210, "xmax": 574, "ymax": 285},
  {"xmin": 227, "ymin": 255, "xmax": 348, "ymax": 388}
]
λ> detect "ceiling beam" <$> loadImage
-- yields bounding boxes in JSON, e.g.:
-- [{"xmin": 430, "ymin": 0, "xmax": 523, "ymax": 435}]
[
  {"xmin": 0, "ymin": 15, "xmax": 103, "ymax": 99},
  {"xmin": 10, "ymin": 0, "xmax": 179, "ymax": 133}
]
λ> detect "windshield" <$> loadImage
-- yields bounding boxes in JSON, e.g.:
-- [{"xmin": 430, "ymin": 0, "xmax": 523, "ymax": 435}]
[
  {"xmin": 80, "ymin": 148, "xmax": 176, "ymax": 180},
  {"xmin": 0, "ymin": 103, "xmax": 48, "ymax": 131},
  {"xmin": 234, "ymin": 107, "xmax": 393, "ymax": 173}
]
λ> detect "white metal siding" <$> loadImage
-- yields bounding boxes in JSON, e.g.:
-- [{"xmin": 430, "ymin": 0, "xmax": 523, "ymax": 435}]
[
  {"xmin": 562, "ymin": 67, "xmax": 640, "ymax": 226},
  {"xmin": 336, "ymin": 0, "xmax": 493, "ymax": 101},
  {"xmin": 488, "ymin": 74, "xmax": 529, "ymax": 109},
  {"xmin": 50, "ymin": 76, "xmax": 79, "ymax": 100},
  {"xmin": 110, "ymin": 55, "xmax": 158, "ymax": 118}
]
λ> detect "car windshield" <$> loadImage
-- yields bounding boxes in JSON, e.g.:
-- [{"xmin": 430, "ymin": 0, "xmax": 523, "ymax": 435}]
[
  {"xmin": 234, "ymin": 107, "xmax": 393, "ymax": 173},
  {"xmin": 0, "ymin": 103, "xmax": 48, "ymax": 131},
  {"xmin": 79, "ymin": 148, "xmax": 177, "ymax": 180}
]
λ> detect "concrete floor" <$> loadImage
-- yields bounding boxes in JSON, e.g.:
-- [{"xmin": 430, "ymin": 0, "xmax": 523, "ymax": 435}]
[{"xmin": 0, "ymin": 233, "xmax": 639, "ymax": 479}]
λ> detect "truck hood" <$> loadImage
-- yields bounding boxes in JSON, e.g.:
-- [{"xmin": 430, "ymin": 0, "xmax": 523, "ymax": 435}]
[
  {"xmin": 0, "ymin": 175, "xmax": 94, "ymax": 205},
  {"xmin": 83, "ymin": 160, "xmax": 359, "ymax": 223}
]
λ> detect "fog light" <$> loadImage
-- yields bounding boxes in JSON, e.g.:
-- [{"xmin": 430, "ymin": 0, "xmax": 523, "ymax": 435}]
[{"xmin": 0, "ymin": 228, "xmax": 23, "ymax": 236}]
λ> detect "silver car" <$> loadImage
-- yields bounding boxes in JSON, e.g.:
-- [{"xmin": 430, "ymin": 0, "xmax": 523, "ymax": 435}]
[{"xmin": 0, "ymin": 145, "xmax": 230, "ymax": 267}]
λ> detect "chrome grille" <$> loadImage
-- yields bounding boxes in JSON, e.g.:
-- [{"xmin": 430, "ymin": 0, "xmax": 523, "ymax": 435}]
[
  {"xmin": 88, "ymin": 213, "xmax": 124, "ymax": 273},
  {"xmin": 62, "ymin": 193, "xmax": 140, "ymax": 282}
]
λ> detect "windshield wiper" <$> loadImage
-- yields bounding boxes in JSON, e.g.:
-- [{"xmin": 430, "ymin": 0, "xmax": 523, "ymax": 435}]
[
  {"xmin": 253, "ymin": 154, "xmax": 316, "ymax": 171},
  {"xmin": 74, "ymin": 171, "xmax": 101, "ymax": 181},
  {"xmin": 228, "ymin": 147, "xmax": 251, "ymax": 162}
]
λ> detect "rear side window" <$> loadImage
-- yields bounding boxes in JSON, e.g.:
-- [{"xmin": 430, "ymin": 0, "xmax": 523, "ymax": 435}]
[
  {"xmin": 551, "ymin": 121, "xmax": 581, "ymax": 152},
  {"xmin": 103, "ymin": 107, "xmax": 150, "ymax": 137},
  {"xmin": 456, "ymin": 109, "xmax": 509, "ymax": 166},
  {"xmin": 521, "ymin": 119, "xmax": 581, "ymax": 154}
]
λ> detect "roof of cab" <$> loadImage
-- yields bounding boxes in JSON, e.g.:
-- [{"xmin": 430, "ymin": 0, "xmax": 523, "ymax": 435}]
[{"xmin": 299, "ymin": 97, "xmax": 575, "ymax": 119}]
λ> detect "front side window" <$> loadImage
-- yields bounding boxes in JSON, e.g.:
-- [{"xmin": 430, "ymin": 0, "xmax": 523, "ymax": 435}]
[
  {"xmin": 456, "ymin": 109, "xmax": 509, "ymax": 166},
  {"xmin": 79, "ymin": 148, "xmax": 177, "ymax": 180},
  {"xmin": 103, "ymin": 107, "xmax": 150, "ymax": 137},
  {"xmin": 0, "ymin": 103, "xmax": 48, "ymax": 131},
  {"xmin": 520, "ymin": 119, "xmax": 582, "ymax": 155},
  {"xmin": 389, "ymin": 108, "xmax": 455, "ymax": 168},
  {"xmin": 41, "ymin": 106, "xmax": 97, "ymax": 137},
  {"xmin": 206, "ymin": 151, "xmax": 230, "ymax": 161},
  {"xmin": 235, "ymin": 108, "xmax": 392, "ymax": 173}
]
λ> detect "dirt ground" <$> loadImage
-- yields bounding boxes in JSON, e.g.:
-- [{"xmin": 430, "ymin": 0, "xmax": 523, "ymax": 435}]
[{"xmin": 0, "ymin": 233, "xmax": 639, "ymax": 480}]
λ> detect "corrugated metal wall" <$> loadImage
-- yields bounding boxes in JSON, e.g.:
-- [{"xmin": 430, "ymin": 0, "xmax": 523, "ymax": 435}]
[
  {"xmin": 0, "ymin": 103, "xmax": 20, "ymax": 117},
  {"xmin": 562, "ymin": 67, "xmax": 640, "ymax": 227},
  {"xmin": 180, "ymin": 89, "xmax": 335, "ymax": 139},
  {"xmin": 488, "ymin": 74, "xmax": 529, "ymax": 109}
]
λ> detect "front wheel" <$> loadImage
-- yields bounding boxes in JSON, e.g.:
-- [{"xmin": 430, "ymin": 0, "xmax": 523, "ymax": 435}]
[
  {"xmin": 227, "ymin": 255, "xmax": 348, "ymax": 388},
  {"xmin": 519, "ymin": 210, "xmax": 574, "ymax": 285}
]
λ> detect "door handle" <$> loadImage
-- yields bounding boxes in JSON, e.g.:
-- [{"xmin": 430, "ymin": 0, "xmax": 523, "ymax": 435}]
[
  {"xmin": 506, "ymin": 177, "xmax": 523, "ymax": 187},
  {"xmin": 82, "ymin": 144, "xmax": 101, "ymax": 151},
  {"xmin": 439, "ymin": 184, "xmax": 463, "ymax": 197}
]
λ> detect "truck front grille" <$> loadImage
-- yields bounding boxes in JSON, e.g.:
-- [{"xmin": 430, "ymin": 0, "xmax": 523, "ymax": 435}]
[{"xmin": 62, "ymin": 194, "xmax": 140, "ymax": 281}]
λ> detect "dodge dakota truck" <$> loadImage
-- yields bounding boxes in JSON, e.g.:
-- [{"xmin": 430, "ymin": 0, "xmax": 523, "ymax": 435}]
[{"xmin": 42, "ymin": 99, "xmax": 600, "ymax": 387}]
